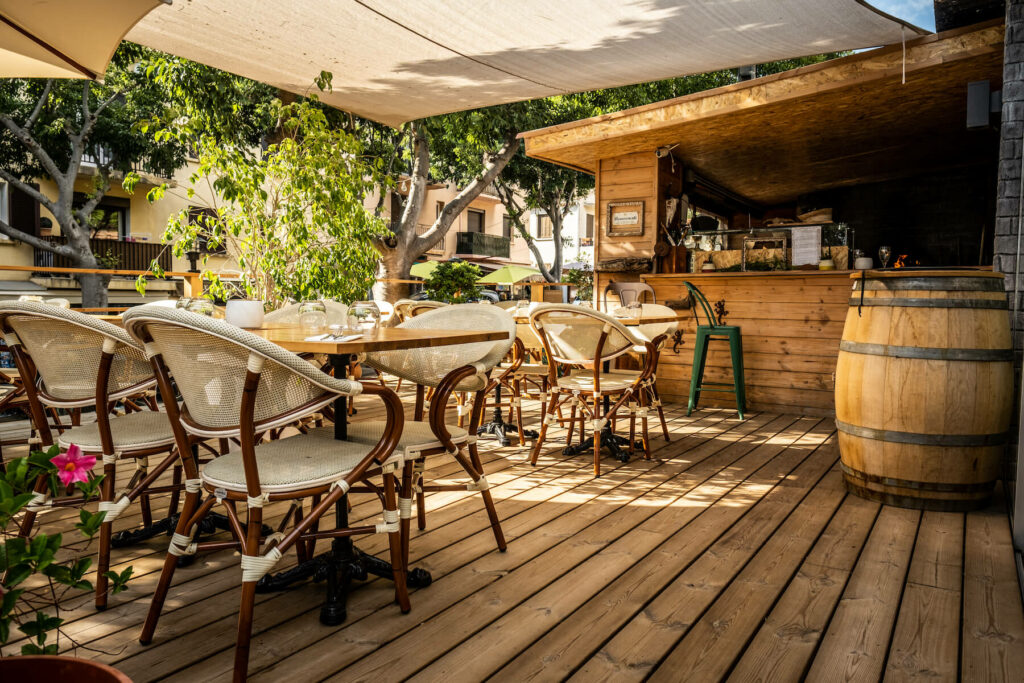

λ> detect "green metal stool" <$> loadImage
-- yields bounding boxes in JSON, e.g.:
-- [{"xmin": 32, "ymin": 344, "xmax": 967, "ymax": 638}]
[{"xmin": 683, "ymin": 281, "xmax": 746, "ymax": 419}]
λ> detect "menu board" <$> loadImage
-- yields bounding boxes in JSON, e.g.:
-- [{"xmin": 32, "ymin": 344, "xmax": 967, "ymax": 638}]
[{"xmin": 790, "ymin": 225, "xmax": 822, "ymax": 266}]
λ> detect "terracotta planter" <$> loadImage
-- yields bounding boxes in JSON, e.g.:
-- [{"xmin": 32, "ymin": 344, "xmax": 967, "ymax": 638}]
[{"xmin": 0, "ymin": 655, "xmax": 132, "ymax": 682}]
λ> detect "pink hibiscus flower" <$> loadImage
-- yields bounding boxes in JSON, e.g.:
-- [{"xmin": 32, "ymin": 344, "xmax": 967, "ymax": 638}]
[{"xmin": 50, "ymin": 444, "xmax": 96, "ymax": 487}]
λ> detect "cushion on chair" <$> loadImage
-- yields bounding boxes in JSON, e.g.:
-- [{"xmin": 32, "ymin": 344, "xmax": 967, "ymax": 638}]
[
  {"xmin": 201, "ymin": 427, "xmax": 399, "ymax": 493},
  {"xmin": 57, "ymin": 410, "xmax": 176, "ymax": 452},
  {"xmin": 557, "ymin": 371, "xmax": 638, "ymax": 393},
  {"xmin": 345, "ymin": 420, "xmax": 469, "ymax": 457}
]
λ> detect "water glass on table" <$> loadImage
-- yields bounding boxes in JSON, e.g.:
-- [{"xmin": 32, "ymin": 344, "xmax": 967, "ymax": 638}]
[
  {"xmin": 299, "ymin": 300, "xmax": 328, "ymax": 334},
  {"xmin": 349, "ymin": 301, "xmax": 381, "ymax": 333}
]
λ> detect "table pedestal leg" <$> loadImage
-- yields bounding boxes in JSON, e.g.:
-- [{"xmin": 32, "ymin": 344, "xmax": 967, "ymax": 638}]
[{"xmin": 477, "ymin": 383, "xmax": 537, "ymax": 446}]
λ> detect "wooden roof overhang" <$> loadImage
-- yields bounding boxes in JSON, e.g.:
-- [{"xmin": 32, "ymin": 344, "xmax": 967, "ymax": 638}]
[{"xmin": 521, "ymin": 21, "xmax": 1005, "ymax": 206}]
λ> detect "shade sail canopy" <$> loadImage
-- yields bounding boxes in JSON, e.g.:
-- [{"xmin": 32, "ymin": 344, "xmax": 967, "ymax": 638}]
[
  {"xmin": 0, "ymin": 0, "xmax": 167, "ymax": 79},
  {"xmin": 127, "ymin": 1, "xmax": 924, "ymax": 126},
  {"xmin": 477, "ymin": 265, "xmax": 541, "ymax": 284}
]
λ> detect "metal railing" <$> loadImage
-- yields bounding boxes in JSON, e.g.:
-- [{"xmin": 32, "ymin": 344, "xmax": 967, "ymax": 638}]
[
  {"xmin": 34, "ymin": 237, "xmax": 172, "ymax": 273},
  {"xmin": 456, "ymin": 231, "xmax": 510, "ymax": 259}
]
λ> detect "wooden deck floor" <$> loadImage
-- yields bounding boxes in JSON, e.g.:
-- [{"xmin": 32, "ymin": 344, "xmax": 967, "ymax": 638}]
[{"xmin": 7, "ymin": 396, "xmax": 1024, "ymax": 682}]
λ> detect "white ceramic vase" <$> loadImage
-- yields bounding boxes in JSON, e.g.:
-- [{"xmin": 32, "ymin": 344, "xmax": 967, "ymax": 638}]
[{"xmin": 225, "ymin": 299, "xmax": 265, "ymax": 328}]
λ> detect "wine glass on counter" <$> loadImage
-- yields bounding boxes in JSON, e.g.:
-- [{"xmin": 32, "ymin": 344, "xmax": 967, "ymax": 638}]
[{"xmin": 878, "ymin": 245, "xmax": 892, "ymax": 269}]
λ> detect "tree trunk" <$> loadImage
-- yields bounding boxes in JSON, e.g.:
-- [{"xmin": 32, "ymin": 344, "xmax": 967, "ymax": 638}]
[
  {"xmin": 66, "ymin": 237, "xmax": 108, "ymax": 308},
  {"xmin": 78, "ymin": 272, "xmax": 109, "ymax": 308},
  {"xmin": 375, "ymin": 247, "xmax": 416, "ymax": 302}
]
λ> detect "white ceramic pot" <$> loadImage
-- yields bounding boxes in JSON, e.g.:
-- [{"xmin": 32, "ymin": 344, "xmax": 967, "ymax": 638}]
[
  {"xmin": 225, "ymin": 299, "xmax": 265, "ymax": 328},
  {"xmin": 854, "ymin": 257, "xmax": 873, "ymax": 270}
]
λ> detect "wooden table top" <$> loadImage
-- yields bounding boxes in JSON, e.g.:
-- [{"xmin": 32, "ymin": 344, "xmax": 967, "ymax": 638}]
[
  {"xmin": 513, "ymin": 313, "xmax": 685, "ymax": 326},
  {"xmin": 95, "ymin": 315, "xmax": 508, "ymax": 355},
  {"xmin": 249, "ymin": 324, "xmax": 508, "ymax": 355}
]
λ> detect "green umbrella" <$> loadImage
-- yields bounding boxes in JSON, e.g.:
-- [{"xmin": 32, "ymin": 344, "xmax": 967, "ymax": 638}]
[
  {"xmin": 477, "ymin": 264, "xmax": 541, "ymax": 284},
  {"xmin": 410, "ymin": 261, "xmax": 439, "ymax": 279}
]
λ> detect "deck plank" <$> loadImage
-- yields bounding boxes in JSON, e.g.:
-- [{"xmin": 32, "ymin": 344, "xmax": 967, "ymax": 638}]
[
  {"xmin": 10, "ymin": 394, "xmax": 1021, "ymax": 683},
  {"xmin": 961, "ymin": 502, "xmax": 1024, "ymax": 681},
  {"xmin": 805, "ymin": 506, "xmax": 921, "ymax": 682},
  {"xmin": 884, "ymin": 511, "xmax": 963, "ymax": 682},
  {"xmin": 417, "ymin": 418, "xmax": 828, "ymax": 683},
  {"xmin": 727, "ymin": 493, "xmax": 880, "ymax": 682},
  {"xmin": 647, "ymin": 466, "xmax": 848, "ymax": 682}
]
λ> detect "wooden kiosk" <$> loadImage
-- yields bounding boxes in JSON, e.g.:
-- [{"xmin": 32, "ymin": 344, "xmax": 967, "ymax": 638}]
[{"xmin": 520, "ymin": 20, "xmax": 1005, "ymax": 416}]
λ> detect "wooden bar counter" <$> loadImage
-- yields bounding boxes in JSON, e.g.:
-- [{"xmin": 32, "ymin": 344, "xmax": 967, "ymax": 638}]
[{"xmin": 640, "ymin": 270, "xmax": 855, "ymax": 415}]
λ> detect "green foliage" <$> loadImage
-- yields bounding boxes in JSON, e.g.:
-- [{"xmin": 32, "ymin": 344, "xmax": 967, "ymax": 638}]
[
  {"xmin": 423, "ymin": 261, "xmax": 482, "ymax": 303},
  {"xmin": 563, "ymin": 265, "xmax": 594, "ymax": 302},
  {"xmin": 0, "ymin": 445, "xmax": 121, "ymax": 655},
  {"xmin": 146, "ymin": 91, "xmax": 386, "ymax": 307}
]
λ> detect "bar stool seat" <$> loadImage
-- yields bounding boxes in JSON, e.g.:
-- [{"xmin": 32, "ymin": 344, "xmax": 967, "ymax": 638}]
[{"xmin": 683, "ymin": 282, "xmax": 746, "ymax": 419}]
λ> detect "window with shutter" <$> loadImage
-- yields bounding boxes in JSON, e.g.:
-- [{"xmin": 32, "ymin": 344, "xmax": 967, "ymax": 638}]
[
  {"xmin": 467, "ymin": 208, "xmax": 485, "ymax": 233},
  {"xmin": 8, "ymin": 182, "xmax": 40, "ymax": 239}
]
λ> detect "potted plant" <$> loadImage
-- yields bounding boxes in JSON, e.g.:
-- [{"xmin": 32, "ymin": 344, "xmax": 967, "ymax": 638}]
[
  {"xmin": 564, "ymin": 264, "xmax": 594, "ymax": 305},
  {"xmin": 423, "ymin": 261, "xmax": 483, "ymax": 303},
  {"xmin": 0, "ymin": 444, "xmax": 133, "ymax": 680}
]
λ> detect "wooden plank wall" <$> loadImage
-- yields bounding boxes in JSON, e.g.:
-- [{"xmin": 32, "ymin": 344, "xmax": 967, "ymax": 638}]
[
  {"xmin": 594, "ymin": 152, "xmax": 659, "ymax": 303},
  {"xmin": 642, "ymin": 272, "xmax": 853, "ymax": 415}
]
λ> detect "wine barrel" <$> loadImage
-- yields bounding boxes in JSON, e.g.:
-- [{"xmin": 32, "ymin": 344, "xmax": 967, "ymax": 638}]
[{"xmin": 835, "ymin": 270, "xmax": 1012, "ymax": 511}]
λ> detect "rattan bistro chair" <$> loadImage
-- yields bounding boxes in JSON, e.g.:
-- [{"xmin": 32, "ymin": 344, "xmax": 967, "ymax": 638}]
[
  {"xmin": 122, "ymin": 306, "xmax": 407, "ymax": 682},
  {"xmin": 357, "ymin": 304, "xmax": 516, "ymax": 552},
  {"xmin": 0, "ymin": 301, "xmax": 178, "ymax": 610},
  {"xmin": 528, "ymin": 304, "xmax": 655, "ymax": 476},
  {"xmin": 612, "ymin": 303, "xmax": 677, "ymax": 441}
]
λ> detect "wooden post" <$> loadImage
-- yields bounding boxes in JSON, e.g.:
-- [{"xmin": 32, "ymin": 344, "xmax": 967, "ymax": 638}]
[
  {"xmin": 183, "ymin": 273, "xmax": 203, "ymax": 298},
  {"xmin": 531, "ymin": 282, "xmax": 544, "ymax": 302}
]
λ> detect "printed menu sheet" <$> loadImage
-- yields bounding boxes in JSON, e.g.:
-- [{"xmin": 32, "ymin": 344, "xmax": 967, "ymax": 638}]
[{"xmin": 790, "ymin": 225, "xmax": 822, "ymax": 266}]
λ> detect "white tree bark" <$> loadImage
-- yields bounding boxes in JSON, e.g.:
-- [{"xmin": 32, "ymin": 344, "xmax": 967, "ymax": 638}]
[{"xmin": 373, "ymin": 125, "xmax": 521, "ymax": 301}]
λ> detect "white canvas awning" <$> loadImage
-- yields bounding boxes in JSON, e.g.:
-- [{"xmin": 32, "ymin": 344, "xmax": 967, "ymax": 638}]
[
  {"xmin": 128, "ymin": 1, "xmax": 926, "ymax": 126},
  {"xmin": 0, "ymin": 0, "xmax": 167, "ymax": 79}
]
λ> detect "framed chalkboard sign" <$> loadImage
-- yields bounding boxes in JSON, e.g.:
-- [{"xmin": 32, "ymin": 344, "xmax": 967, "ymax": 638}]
[{"xmin": 606, "ymin": 200, "xmax": 644, "ymax": 237}]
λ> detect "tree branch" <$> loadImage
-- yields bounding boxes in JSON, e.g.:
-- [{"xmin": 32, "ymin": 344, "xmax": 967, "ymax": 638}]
[
  {"xmin": 25, "ymin": 79, "xmax": 54, "ymax": 131},
  {"xmin": 0, "ymin": 113, "xmax": 63, "ymax": 181},
  {"xmin": 415, "ymin": 130, "xmax": 520, "ymax": 255},
  {"xmin": 81, "ymin": 87, "xmax": 122, "ymax": 139},
  {"xmin": 0, "ymin": 168, "xmax": 58, "ymax": 215},
  {"xmin": 75, "ymin": 170, "xmax": 111, "ymax": 226},
  {"xmin": 0, "ymin": 218, "xmax": 73, "ymax": 256}
]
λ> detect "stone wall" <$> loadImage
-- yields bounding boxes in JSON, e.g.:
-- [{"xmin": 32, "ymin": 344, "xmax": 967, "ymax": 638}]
[{"xmin": 994, "ymin": 0, "xmax": 1024, "ymax": 542}]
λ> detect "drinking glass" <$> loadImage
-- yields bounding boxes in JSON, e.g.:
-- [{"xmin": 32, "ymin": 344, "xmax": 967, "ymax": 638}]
[
  {"xmin": 515, "ymin": 300, "xmax": 531, "ymax": 319},
  {"xmin": 878, "ymin": 246, "xmax": 892, "ymax": 268},
  {"xmin": 187, "ymin": 299, "xmax": 215, "ymax": 316},
  {"xmin": 627, "ymin": 301, "xmax": 642, "ymax": 320},
  {"xmin": 298, "ymin": 300, "xmax": 328, "ymax": 334},
  {"xmin": 349, "ymin": 301, "xmax": 381, "ymax": 333}
]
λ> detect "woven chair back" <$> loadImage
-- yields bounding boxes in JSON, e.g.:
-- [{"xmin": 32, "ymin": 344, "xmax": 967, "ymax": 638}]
[
  {"xmin": 365, "ymin": 303, "xmax": 515, "ymax": 391},
  {"xmin": 123, "ymin": 307, "xmax": 358, "ymax": 435},
  {"xmin": 0, "ymin": 301, "xmax": 153, "ymax": 406},
  {"xmin": 529, "ymin": 304, "xmax": 636, "ymax": 366}
]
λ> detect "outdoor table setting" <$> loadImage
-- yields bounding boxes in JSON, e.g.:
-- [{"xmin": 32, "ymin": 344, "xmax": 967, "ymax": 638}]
[
  {"xmin": 93, "ymin": 304, "xmax": 509, "ymax": 624},
  {"xmin": 508, "ymin": 302, "xmax": 685, "ymax": 464}
]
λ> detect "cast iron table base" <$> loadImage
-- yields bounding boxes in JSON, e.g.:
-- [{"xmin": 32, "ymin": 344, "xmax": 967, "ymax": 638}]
[
  {"xmin": 562, "ymin": 424, "xmax": 638, "ymax": 463},
  {"xmin": 476, "ymin": 384, "xmax": 537, "ymax": 447}
]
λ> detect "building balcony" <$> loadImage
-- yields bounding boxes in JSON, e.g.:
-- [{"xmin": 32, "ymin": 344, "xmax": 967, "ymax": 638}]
[
  {"xmin": 455, "ymin": 231, "xmax": 510, "ymax": 259},
  {"xmin": 33, "ymin": 236, "xmax": 172, "ymax": 273}
]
